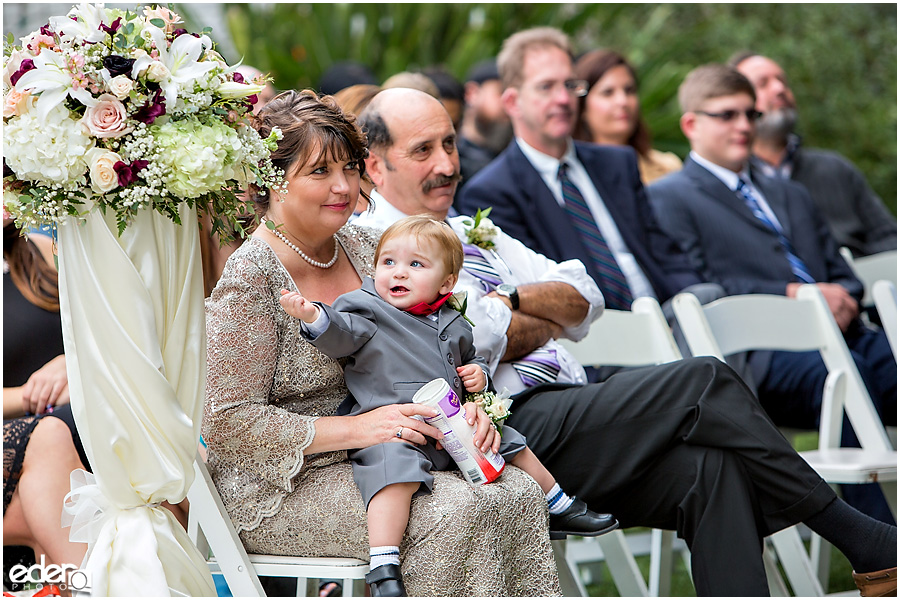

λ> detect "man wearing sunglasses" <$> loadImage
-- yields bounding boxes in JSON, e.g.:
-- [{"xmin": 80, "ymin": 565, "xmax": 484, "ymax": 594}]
[
  {"xmin": 458, "ymin": 28, "xmax": 709, "ymax": 321},
  {"xmin": 647, "ymin": 64, "xmax": 896, "ymax": 523}
]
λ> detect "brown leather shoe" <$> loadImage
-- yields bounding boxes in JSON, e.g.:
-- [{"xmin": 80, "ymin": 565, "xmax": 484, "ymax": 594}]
[{"xmin": 853, "ymin": 567, "xmax": 897, "ymax": 597}]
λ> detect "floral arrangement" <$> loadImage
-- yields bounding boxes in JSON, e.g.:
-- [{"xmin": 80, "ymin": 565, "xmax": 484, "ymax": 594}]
[
  {"xmin": 466, "ymin": 388, "xmax": 512, "ymax": 434},
  {"xmin": 462, "ymin": 207, "xmax": 498, "ymax": 250},
  {"xmin": 2, "ymin": 3, "xmax": 284, "ymax": 240}
]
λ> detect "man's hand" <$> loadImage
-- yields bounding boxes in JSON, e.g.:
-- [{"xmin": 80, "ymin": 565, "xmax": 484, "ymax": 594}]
[
  {"xmin": 787, "ymin": 282, "xmax": 859, "ymax": 332},
  {"xmin": 457, "ymin": 364, "xmax": 486, "ymax": 392}
]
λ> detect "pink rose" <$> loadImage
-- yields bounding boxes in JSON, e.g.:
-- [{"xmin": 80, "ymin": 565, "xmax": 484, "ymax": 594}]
[
  {"xmin": 3, "ymin": 89, "xmax": 32, "ymax": 118},
  {"xmin": 143, "ymin": 6, "xmax": 183, "ymax": 33},
  {"xmin": 80, "ymin": 93, "xmax": 132, "ymax": 138}
]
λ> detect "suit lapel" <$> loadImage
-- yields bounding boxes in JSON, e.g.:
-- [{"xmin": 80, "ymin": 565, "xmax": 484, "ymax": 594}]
[
  {"xmin": 436, "ymin": 304, "xmax": 460, "ymax": 334},
  {"xmin": 683, "ymin": 158, "xmax": 772, "ymax": 236}
]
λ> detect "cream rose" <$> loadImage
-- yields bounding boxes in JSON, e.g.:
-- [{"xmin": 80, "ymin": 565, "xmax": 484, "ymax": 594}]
[
  {"xmin": 3, "ymin": 89, "xmax": 31, "ymax": 118},
  {"xmin": 85, "ymin": 147, "xmax": 122, "ymax": 194},
  {"xmin": 81, "ymin": 94, "xmax": 131, "ymax": 138},
  {"xmin": 107, "ymin": 75, "xmax": 133, "ymax": 100},
  {"xmin": 146, "ymin": 61, "xmax": 170, "ymax": 82}
]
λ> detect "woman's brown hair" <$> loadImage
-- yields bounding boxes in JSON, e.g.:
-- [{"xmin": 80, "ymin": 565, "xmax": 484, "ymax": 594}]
[
  {"xmin": 249, "ymin": 89, "xmax": 370, "ymax": 218},
  {"xmin": 573, "ymin": 49, "xmax": 651, "ymax": 158},
  {"xmin": 3, "ymin": 225, "xmax": 60, "ymax": 312}
]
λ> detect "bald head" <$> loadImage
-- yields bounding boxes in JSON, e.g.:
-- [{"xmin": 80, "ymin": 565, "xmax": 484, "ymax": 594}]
[{"xmin": 359, "ymin": 88, "xmax": 461, "ymax": 219}]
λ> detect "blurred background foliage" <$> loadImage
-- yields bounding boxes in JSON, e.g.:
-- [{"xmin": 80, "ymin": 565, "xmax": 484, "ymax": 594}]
[{"xmin": 181, "ymin": 3, "xmax": 895, "ymax": 214}]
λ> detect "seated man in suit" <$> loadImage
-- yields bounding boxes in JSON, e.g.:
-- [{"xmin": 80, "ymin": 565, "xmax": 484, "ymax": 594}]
[
  {"xmin": 730, "ymin": 52, "xmax": 896, "ymax": 258},
  {"xmin": 457, "ymin": 27, "xmax": 711, "ymax": 313},
  {"xmin": 647, "ymin": 64, "xmax": 896, "ymax": 522},
  {"xmin": 352, "ymin": 85, "xmax": 897, "ymax": 596}
]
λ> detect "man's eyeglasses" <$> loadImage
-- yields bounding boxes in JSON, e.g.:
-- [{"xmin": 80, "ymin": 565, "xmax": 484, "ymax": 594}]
[
  {"xmin": 694, "ymin": 109, "xmax": 763, "ymax": 122},
  {"xmin": 529, "ymin": 79, "xmax": 589, "ymax": 98}
]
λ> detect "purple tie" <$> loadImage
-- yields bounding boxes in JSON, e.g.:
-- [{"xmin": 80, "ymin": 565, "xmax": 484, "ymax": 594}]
[{"xmin": 462, "ymin": 243, "xmax": 561, "ymax": 386}]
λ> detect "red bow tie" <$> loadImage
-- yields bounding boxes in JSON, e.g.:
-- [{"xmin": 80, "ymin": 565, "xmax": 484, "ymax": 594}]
[{"xmin": 406, "ymin": 293, "xmax": 452, "ymax": 317}]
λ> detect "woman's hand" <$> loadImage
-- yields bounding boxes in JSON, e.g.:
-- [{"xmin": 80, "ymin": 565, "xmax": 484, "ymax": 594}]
[
  {"xmin": 356, "ymin": 403, "xmax": 444, "ymax": 447},
  {"xmin": 463, "ymin": 402, "xmax": 501, "ymax": 455},
  {"xmin": 21, "ymin": 354, "xmax": 69, "ymax": 415}
]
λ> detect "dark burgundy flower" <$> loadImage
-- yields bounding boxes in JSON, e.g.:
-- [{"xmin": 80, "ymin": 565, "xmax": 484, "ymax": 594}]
[
  {"xmin": 10, "ymin": 59, "xmax": 35, "ymax": 86},
  {"xmin": 171, "ymin": 29, "xmax": 191, "ymax": 39},
  {"xmin": 232, "ymin": 71, "xmax": 244, "ymax": 84},
  {"xmin": 247, "ymin": 94, "xmax": 258, "ymax": 105},
  {"xmin": 99, "ymin": 17, "xmax": 121, "ymax": 36},
  {"xmin": 103, "ymin": 55, "xmax": 135, "ymax": 78},
  {"xmin": 134, "ymin": 90, "xmax": 166, "ymax": 124},
  {"xmin": 114, "ymin": 159, "xmax": 149, "ymax": 187},
  {"xmin": 40, "ymin": 23, "xmax": 54, "ymax": 36}
]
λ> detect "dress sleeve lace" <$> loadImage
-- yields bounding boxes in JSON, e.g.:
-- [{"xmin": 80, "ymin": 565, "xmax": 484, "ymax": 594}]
[{"xmin": 203, "ymin": 248, "xmax": 314, "ymax": 493}]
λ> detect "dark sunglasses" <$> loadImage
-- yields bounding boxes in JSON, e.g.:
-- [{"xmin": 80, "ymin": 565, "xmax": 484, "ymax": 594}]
[{"xmin": 695, "ymin": 109, "xmax": 763, "ymax": 122}]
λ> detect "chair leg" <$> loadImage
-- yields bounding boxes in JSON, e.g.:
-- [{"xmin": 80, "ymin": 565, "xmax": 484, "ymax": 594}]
[
  {"xmin": 768, "ymin": 527, "xmax": 825, "ymax": 596},
  {"xmin": 552, "ymin": 539, "xmax": 588, "ymax": 596},
  {"xmin": 763, "ymin": 544, "xmax": 791, "ymax": 596},
  {"xmin": 648, "ymin": 529, "xmax": 673, "ymax": 596},
  {"xmin": 596, "ymin": 530, "xmax": 649, "ymax": 596}
]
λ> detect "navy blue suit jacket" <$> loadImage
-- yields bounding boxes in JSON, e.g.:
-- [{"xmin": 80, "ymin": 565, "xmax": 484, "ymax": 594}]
[
  {"xmin": 458, "ymin": 141, "xmax": 702, "ymax": 303},
  {"xmin": 646, "ymin": 157, "xmax": 862, "ymax": 301}
]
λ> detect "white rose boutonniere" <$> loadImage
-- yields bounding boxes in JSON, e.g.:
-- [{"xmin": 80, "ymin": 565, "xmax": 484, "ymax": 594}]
[
  {"xmin": 462, "ymin": 207, "xmax": 498, "ymax": 250},
  {"xmin": 466, "ymin": 387, "xmax": 513, "ymax": 434},
  {"xmin": 446, "ymin": 290, "xmax": 475, "ymax": 327}
]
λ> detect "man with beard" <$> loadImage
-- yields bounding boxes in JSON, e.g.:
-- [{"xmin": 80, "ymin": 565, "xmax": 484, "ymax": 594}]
[
  {"xmin": 455, "ymin": 59, "xmax": 514, "ymax": 199},
  {"xmin": 730, "ymin": 52, "xmax": 896, "ymax": 258}
]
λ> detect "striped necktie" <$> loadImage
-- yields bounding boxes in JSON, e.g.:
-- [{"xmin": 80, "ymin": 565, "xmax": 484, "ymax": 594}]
[
  {"xmin": 736, "ymin": 178, "xmax": 815, "ymax": 284},
  {"xmin": 461, "ymin": 243, "xmax": 560, "ymax": 386},
  {"xmin": 558, "ymin": 162, "xmax": 633, "ymax": 310}
]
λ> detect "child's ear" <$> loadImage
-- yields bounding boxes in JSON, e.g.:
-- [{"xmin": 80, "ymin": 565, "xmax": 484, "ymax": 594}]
[{"xmin": 440, "ymin": 273, "xmax": 458, "ymax": 295}]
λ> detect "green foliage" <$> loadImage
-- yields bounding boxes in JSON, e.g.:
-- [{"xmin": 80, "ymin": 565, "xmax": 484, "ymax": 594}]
[{"xmin": 190, "ymin": 3, "xmax": 896, "ymax": 215}]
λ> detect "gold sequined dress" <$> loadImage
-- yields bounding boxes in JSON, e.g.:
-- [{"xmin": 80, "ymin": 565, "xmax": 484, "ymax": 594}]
[{"xmin": 203, "ymin": 225, "xmax": 561, "ymax": 596}]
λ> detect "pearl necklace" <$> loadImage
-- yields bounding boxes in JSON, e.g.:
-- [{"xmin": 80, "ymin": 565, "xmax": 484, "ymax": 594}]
[{"xmin": 263, "ymin": 219, "xmax": 340, "ymax": 269}]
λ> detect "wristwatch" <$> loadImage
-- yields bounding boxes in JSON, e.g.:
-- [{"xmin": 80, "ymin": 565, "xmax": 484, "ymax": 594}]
[{"xmin": 496, "ymin": 284, "xmax": 520, "ymax": 310}]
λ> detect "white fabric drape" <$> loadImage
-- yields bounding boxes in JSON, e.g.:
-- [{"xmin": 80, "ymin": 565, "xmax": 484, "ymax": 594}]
[{"xmin": 57, "ymin": 203, "xmax": 215, "ymax": 596}]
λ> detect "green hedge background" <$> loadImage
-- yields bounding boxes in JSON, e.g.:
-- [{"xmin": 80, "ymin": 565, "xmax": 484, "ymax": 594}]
[{"xmin": 177, "ymin": 3, "xmax": 896, "ymax": 215}]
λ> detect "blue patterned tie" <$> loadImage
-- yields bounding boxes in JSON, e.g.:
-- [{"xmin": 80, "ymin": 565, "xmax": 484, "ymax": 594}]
[
  {"xmin": 558, "ymin": 163, "xmax": 633, "ymax": 310},
  {"xmin": 736, "ymin": 178, "xmax": 815, "ymax": 284},
  {"xmin": 461, "ymin": 243, "xmax": 560, "ymax": 386}
]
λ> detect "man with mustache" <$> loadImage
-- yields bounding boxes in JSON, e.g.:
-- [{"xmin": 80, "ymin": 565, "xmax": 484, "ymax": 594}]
[
  {"xmin": 352, "ymin": 84, "xmax": 897, "ymax": 598},
  {"xmin": 730, "ymin": 52, "xmax": 896, "ymax": 258},
  {"xmin": 458, "ymin": 28, "xmax": 706, "ymax": 315}
]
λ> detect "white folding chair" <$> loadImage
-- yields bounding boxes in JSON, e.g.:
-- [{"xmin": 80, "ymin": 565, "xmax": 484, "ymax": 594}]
[
  {"xmin": 558, "ymin": 296, "xmax": 686, "ymax": 597},
  {"xmin": 872, "ymin": 280, "xmax": 897, "ymax": 359},
  {"xmin": 839, "ymin": 247, "xmax": 897, "ymax": 307},
  {"xmin": 673, "ymin": 286, "xmax": 897, "ymax": 594},
  {"xmin": 187, "ymin": 458, "xmax": 369, "ymax": 597}
]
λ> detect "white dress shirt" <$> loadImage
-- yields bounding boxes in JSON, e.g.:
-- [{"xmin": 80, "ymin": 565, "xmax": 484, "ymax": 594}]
[
  {"xmin": 690, "ymin": 151, "xmax": 786, "ymax": 232},
  {"xmin": 516, "ymin": 137, "xmax": 656, "ymax": 300},
  {"xmin": 351, "ymin": 189, "xmax": 410, "ymax": 230}
]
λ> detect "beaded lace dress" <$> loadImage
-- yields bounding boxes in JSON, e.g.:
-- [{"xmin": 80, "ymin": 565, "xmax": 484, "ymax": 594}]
[{"xmin": 203, "ymin": 224, "xmax": 560, "ymax": 596}]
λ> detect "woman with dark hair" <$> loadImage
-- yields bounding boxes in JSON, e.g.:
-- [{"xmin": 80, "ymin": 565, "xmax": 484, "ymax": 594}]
[
  {"xmin": 574, "ymin": 49, "xmax": 682, "ymax": 184},
  {"xmin": 202, "ymin": 89, "xmax": 559, "ymax": 596}
]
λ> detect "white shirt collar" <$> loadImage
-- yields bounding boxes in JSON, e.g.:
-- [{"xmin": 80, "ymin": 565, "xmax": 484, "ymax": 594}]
[
  {"xmin": 690, "ymin": 151, "xmax": 751, "ymax": 191},
  {"xmin": 515, "ymin": 137, "xmax": 577, "ymax": 179},
  {"xmin": 351, "ymin": 189, "xmax": 411, "ymax": 230}
]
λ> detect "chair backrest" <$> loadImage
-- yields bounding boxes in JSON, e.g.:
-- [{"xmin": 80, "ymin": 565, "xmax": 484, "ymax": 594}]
[
  {"xmin": 187, "ymin": 459, "xmax": 267, "ymax": 595},
  {"xmin": 558, "ymin": 296, "xmax": 682, "ymax": 367},
  {"xmin": 839, "ymin": 247, "xmax": 898, "ymax": 306},
  {"xmin": 872, "ymin": 280, "xmax": 898, "ymax": 359},
  {"xmin": 672, "ymin": 285, "xmax": 892, "ymax": 452}
]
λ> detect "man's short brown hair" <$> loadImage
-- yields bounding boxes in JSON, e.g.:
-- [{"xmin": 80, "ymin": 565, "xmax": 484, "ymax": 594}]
[
  {"xmin": 497, "ymin": 27, "xmax": 572, "ymax": 90},
  {"xmin": 678, "ymin": 63, "xmax": 757, "ymax": 114}
]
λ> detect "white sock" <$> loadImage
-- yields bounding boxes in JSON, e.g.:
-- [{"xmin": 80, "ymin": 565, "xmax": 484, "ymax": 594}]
[
  {"xmin": 546, "ymin": 483, "xmax": 574, "ymax": 515},
  {"xmin": 369, "ymin": 545, "xmax": 400, "ymax": 570}
]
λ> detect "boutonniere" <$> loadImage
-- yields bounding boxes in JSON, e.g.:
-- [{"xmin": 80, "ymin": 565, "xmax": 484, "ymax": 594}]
[
  {"xmin": 462, "ymin": 207, "xmax": 498, "ymax": 250},
  {"xmin": 466, "ymin": 387, "xmax": 513, "ymax": 434},
  {"xmin": 446, "ymin": 291, "xmax": 475, "ymax": 326}
]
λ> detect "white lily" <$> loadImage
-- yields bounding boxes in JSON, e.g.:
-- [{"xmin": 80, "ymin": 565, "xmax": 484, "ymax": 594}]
[
  {"xmin": 49, "ymin": 2, "xmax": 110, "ymax": 45},
  {"xmin": 131, "ymin": 26, "xmax": 215, "ymax": 108},
  {"xmin": 217, "ymin": 80, "xmax": 265, "ymax": 99},
  {"xmin": 15, "ymin": 47, "xmax": 97, "ymax": 122}
]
